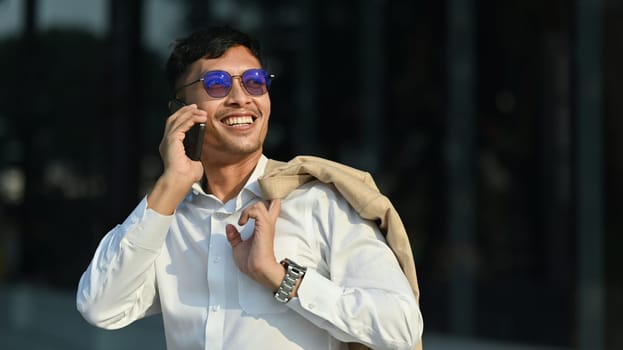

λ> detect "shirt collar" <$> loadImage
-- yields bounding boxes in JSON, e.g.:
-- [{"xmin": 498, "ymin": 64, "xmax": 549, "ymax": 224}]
[
  {"xmin": 190, "ymin": 155, "xmax": 268, "ymax": 209},
  {"xmin": 244, "ymin": 154, "xmax": 267, "ymax": 198}
]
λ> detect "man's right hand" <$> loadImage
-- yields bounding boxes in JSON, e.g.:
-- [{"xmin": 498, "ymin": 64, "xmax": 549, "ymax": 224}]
[{"xmin": 147, "ymin": 104, "xmax": 207, "ymax": 215}]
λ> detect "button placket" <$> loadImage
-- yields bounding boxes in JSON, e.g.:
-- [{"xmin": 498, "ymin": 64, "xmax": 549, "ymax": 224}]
[{"xmin": 205, "ymin": 211, "xmax": 229, "ymax": 350}]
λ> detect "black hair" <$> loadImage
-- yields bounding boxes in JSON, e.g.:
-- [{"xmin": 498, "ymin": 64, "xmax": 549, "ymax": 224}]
[{"xmin": 165, "ymin": 26, "xmax": 264, "ymax": 93}]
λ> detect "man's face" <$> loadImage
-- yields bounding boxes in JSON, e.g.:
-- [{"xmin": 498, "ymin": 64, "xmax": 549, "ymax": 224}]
[{"xmin": 177, "ymin": 45, "xmax": 271, "ymax": 164}]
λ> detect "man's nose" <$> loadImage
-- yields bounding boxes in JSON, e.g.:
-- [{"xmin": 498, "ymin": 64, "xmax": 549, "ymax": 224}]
[{"xmin": 224, "ymin": 77, "xmax": 252, "ymax": 105}]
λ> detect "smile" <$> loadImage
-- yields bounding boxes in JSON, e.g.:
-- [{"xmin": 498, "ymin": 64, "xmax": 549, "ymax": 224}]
[{"xmin": 222, "ymin": 115, "xmax": 256, "ymax": 127}]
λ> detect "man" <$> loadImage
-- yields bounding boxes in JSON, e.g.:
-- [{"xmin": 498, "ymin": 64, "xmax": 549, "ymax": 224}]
[{"xmin": 77, "ymin": 26, "xmax": 423, "ymax": 350}]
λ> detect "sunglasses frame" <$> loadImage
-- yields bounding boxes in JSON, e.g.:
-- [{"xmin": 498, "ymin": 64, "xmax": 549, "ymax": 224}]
[{"xmin": 174, "ymin": 68, "xmax": 275, "ymax": 98}]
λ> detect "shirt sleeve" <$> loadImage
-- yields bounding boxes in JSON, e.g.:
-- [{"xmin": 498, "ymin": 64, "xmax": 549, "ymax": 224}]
[
  {"xmin": 76, "ymin": 196, "xmax": 173, "ymax": 329},
  {"xmin": 287, "ymin": 186, "xmax": 423, "ymax": 350}
]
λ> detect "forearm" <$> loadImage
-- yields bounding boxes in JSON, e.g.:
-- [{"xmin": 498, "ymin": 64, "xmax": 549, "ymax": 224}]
[
  {"xmin": 77, "ymin": 199, "xmax": 172, "ymax": 329},
  {"xmin": 298, "ymin": 189, "xmax": 423, "ymax": 349},
  {"xmin": 288, "ymin": 269, "xmax": 422, "ymax": 350}
]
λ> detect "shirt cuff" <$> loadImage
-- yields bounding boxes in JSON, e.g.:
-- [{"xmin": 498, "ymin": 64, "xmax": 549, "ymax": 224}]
[
  {"xmin": 123, "ymin": 196, "xmax": 174, "ymax": 251},
  {"xmin": 291, "ymin": 268, "xmax": 343, "ymax": 319}
]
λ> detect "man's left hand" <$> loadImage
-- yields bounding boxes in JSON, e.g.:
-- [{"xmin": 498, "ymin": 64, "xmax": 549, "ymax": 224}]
[{"xmin": 226, "ymin": 199, "xmax": 285, "ymax": 290}]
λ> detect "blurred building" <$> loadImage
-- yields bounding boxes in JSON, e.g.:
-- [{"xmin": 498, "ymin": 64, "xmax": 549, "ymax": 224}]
[{"xmin": 0, "ymin": 0, "xmax": 622, "ymax": 349}]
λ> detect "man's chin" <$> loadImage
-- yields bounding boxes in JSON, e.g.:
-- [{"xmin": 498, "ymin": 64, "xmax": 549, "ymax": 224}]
[{"xmin": 218, "ymin": 143, "xmax": 262, "ymax": 157}]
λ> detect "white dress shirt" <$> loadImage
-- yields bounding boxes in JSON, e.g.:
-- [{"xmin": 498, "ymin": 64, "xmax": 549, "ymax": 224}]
[{"xmin": 77, "ymin": 155, "xmax": 422, "ymax": 350}]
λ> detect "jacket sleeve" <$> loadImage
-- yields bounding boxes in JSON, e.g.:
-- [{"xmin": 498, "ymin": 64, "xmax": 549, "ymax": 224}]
[{"xmin": 76, "ymin": 197, "xmax": 173, "ymax": 329}]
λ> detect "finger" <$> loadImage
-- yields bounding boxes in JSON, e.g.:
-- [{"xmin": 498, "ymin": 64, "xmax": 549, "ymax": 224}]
[
  {"xmin": 238, "ymin": 209, "xmax": 250, "ymax": 226},
  {"xmin": 169, "ymin": 106, "xmax": 206, "ymax": 133},
  {"xmin": 226, "ymin": 224, "xmax": 243, "ymax": 247},
  {"xmin": 166, "ymin": 104, "xmax": 203, "ymax": 130},
  {"xmin": 165, "ymin": 104, "xmax": 194, "ymax": 130},
  {"xmin": 267, "ymin": 199, "xmax": 281, "ymax": 220},
  {"xmin": 238, "ymin": 201, "xmax": 269, "ymax": 225}
]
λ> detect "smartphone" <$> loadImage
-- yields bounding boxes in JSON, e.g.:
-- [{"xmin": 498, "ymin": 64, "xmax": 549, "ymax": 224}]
[{"xmin": 170, "ymin": 99, "xmax": 205, "ymax": 161}]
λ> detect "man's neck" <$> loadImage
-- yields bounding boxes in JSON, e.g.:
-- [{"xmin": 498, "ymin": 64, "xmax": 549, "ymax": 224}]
[{"xmin": 203, "ymin": 153, "xmax": 262, "ymax": 202}]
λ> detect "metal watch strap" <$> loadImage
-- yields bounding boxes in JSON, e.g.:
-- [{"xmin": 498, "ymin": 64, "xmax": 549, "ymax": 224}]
[{"xmin": 274, "ymin": 258, "xmax": 307, "ymax": 303}]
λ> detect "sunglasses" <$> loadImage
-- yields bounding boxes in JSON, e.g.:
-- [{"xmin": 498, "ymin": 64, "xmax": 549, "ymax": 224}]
[{"xmin": 175, "ymin": 68, "xmax": 274, "ymax": 98}]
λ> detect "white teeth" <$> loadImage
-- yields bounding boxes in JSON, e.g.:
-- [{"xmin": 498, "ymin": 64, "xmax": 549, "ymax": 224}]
[{"xmin": 223, "ymin": 116, "xmax": 253, "ymax": 126}]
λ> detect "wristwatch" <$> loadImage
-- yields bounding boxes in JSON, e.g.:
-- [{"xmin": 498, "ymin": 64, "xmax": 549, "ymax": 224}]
[{"xmin": 274, "ymin": 258, "xmax": 307, "ymax": 303}]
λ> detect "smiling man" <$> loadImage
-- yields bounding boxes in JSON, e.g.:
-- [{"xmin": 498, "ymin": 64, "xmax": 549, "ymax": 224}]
[{"xmin": 76, "ymin": 26, "xmax": 423, "ymax": 350}]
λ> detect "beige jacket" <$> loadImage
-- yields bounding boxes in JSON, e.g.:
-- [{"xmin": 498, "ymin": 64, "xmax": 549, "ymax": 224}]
[{"xmin": 259, "ymin": 155, "xmax": 423, "ymax": 350}]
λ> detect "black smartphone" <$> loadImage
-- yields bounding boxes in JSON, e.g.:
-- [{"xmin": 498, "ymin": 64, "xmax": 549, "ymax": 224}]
[{"xmin": 170, "ymin": 99, "xmax": 205, "ymax": 161}]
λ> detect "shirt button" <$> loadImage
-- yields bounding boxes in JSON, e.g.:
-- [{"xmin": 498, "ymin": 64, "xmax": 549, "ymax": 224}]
[
  {"xmin": 213, "ymin": 256, "xmax": 221, "ymax": 263},
  {"xmin": 308, "ymin": 303, "xmax": 315, "ymax": 310},
  {"xmin": 211, "ymin": 305, "xmax": 220, "ymax": 312},
  {"xmin": 214, "ymin": 212, "xmax": 228, "ymax": 219}
]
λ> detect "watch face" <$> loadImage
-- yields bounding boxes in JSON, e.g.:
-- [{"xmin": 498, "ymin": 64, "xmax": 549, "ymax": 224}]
[{"xmin": 282, "ymin": 258, "xmax": 306, "ymax": 273}]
